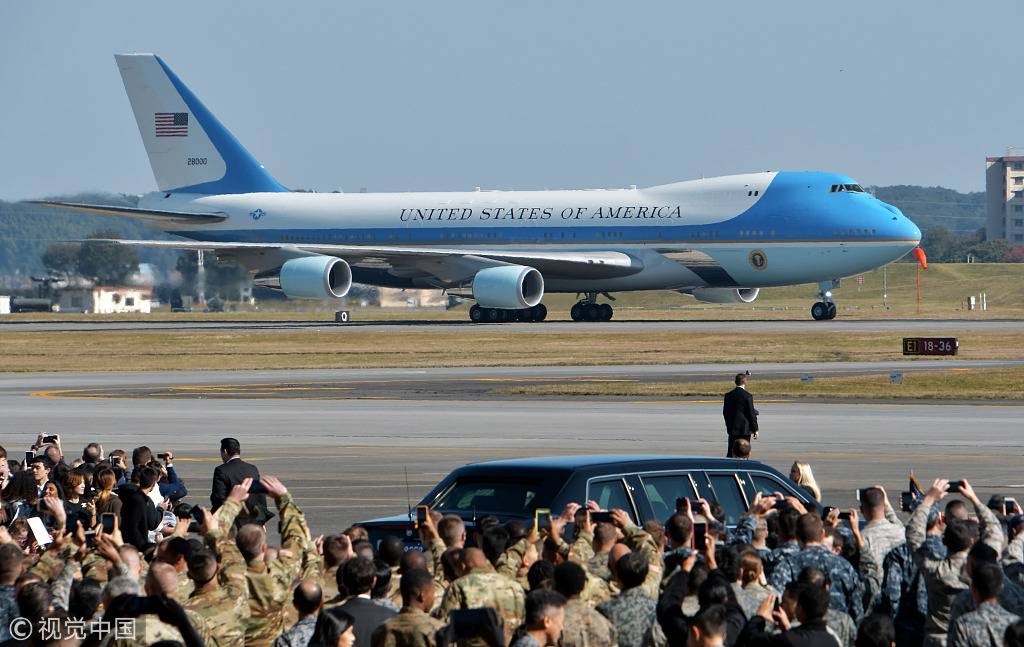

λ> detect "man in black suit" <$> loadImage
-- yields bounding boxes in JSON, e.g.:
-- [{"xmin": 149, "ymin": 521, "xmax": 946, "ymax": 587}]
[
  {"xmin": 723, "ymin": 373, "xmax": 758, "ymax": 457},
  {"xmin": 210, "ymin": 437, "xmax": 272, "ymax": 526},
  {"xmin": 336, "ymin": 556, "xmax": 397, "ymax": 647},
  {"xmin": 116, "ymin": 465, "xmax": 162, "ymax": 550}
]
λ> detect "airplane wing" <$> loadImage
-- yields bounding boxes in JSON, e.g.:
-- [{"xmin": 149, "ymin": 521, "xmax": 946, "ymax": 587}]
[
  {"xmin": 30, "ymin": 201, "xmax": 228, "ymax": 225},
  {"xmin": 89, "ymin": 239, "xmax": 644, "ymax": 282}
]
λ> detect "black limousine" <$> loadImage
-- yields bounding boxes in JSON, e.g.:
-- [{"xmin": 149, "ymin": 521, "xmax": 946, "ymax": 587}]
[{"xmin": 359, "ymin": 455, "xmax": 816, "ymax": 548}]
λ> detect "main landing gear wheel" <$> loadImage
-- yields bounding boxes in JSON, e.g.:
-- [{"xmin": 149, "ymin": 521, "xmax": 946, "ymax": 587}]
[
  {"xmin": 810, "ymin": 301, "xmax": 837, "ymax": 321},
  {"xmin": 468, "ymin": 303, "xmax": 547, "ymax": 323},
  {"xmin": 571, "ymin": 297, "xmax": 614, "ymax": 322}
]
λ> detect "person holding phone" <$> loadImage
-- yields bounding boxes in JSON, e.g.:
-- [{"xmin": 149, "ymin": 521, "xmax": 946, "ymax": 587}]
[
  {"xmin": 154, "ymin": 451, "xmax": 188, "ymax": 503},
  {"xmin": 723, "ymin": 373, "xmax": 759, "ymax": 457}
]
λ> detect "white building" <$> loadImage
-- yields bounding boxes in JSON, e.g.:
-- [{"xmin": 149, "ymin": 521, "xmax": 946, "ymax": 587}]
[{"xmin": 57, "ymin": 287, "xmax": 152, "ymax": 314}]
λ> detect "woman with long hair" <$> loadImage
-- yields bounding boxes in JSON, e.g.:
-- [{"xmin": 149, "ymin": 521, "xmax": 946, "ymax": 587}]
[
  {"xmin": 63, "ymin": 470, "xmax": 95, "ymax": 531},
  {"xmin": 92, "ymin": 465, "xmax": 122, "ymax": 518},
  {"xmin": 309, "ymin": 608, "xmax": 355, "ymax": 647},
  {"xmin": 789, "ymin": 461, "xmax": 822, "ymax": 502}
]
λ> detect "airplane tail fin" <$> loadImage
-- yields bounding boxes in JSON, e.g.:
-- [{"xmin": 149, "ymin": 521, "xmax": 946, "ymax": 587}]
[{"xmin": 114, "ymin": 53, "xmax": 287, "ymax": 195}]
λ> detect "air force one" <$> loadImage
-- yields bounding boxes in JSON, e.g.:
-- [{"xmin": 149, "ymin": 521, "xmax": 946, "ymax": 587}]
[{"xmin": 37, "ymin": 54, "xmax": 923, "ymax": 322}]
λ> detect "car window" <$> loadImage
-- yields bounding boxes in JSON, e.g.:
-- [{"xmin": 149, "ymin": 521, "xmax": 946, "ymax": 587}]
[
  {"xmin": 708, "ymin": 474, "xmax": 748, "ymax": 524},
  {"xmin": 642, "ymin": 474, "xmax": 698, "ymax": 523},
  {"xmin": 751, "ymin": 474, "xmax": 791, "ymax": 498},
  {"xmin": 431, "ymin": 479, "xmax": 541, "ymax": 516},
  {"xmin": 589, "ymin": 479, "xmax": 634, "ymax": 520}
]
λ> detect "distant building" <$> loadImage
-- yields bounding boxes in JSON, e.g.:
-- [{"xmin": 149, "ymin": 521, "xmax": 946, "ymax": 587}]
[
  {"xmin": 985, "ymin": 153, "xmax": 1024, "ymax": 242},
  {"xmin": 377, "ymin": 288, "xmax": 447, "ymax": 308},
  {"xmin": 57, "ymin": 286, "xmax": 152, "ymax": 314}
]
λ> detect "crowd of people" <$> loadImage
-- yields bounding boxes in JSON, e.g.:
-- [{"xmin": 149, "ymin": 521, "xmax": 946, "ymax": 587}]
[{"xmin": 0, "ymin": 436, "xmax": 1022, "ymax": 647}]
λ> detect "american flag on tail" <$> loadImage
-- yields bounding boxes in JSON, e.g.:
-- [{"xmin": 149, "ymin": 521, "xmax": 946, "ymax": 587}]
[{"xmin": 155, "ymin": 112, "xmax": 188, "ymax": 137}]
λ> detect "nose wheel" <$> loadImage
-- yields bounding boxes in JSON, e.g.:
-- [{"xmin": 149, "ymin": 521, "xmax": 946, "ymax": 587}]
[{"xmin": 811, "ymin": 301, "xmax": 837, "ymax": 321}]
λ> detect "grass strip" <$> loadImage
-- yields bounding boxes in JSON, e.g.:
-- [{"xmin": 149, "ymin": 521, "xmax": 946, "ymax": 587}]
[
  {"xmin": 491, "ymin": 367, "xmax": 1024, "ymax": 401},
  {"xmin": 0, "ymin": 330, "xmax": 1021, "ymax": 372}
]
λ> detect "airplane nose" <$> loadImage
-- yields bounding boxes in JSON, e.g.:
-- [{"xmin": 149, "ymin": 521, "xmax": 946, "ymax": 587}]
[{"xmin": 878, "ymin": 201, "xmax": 921, "ymax": 243}]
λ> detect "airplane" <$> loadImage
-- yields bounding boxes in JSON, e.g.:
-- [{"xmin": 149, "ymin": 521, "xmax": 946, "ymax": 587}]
[{"xmin": 36, "ymin": 53, "xmax": 923, "ymax": 323}]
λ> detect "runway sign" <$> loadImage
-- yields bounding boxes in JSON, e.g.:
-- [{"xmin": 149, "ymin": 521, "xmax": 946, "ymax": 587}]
[
  {"xmin": 902, "ymin": 337, "xmax": 957, "ymax": 356},
  {"xmin": 334, "ymin": 310, "xmax": 350, "ymax": 323}
]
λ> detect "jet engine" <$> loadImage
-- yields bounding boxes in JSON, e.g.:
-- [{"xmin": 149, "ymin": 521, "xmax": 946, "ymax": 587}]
[
  {"xmin": 254, "ymin": 255, "xmax": 352, "ymax": 299},
  {"xmin": 690, "ymin": 287, "xmax": 760, "ymax": 304},
  {"xmin": 472, "ymin": 265, "xmax": 544, "ymax": 309}
]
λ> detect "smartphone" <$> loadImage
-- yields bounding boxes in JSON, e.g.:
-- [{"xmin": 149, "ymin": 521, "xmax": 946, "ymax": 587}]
[
  {"xmin": 838, "ymin": 511, "xmax": 852, "ymax": 521},
  {"xmin": 590, "ymin": 511, "xmax": 613, "ymax": 524},
  {"xmin": 190, "ymin": 505, "xmax": 205, "ymax": 524},
  {"xmin": 101, "ymin": 513, "xmax": 116, "ymax": 534},
  {"xmin": 948, "ymin": 481, "xmax": 964, "ymax": 494},
  {"xmin": 900, "ymin": 492, "xmax": 915, "ymax": 512},
  {"xmin": 42, "ymin": 435, "xmax": 58, "ymax": 444},
  {"xmin": 24, "ymin": 451, "xmax": 33, "ymax": 462},
  {"xmin": 821, "ymin": 506, "xmax": 836, "ymax": 520},
  {"xmin": 534, "ymin": 508, "xmax": 552, "ymax": 530},
  {"xmin": 1004, "ymin": 497, "xmax": 1019, "ymax": 515},
  {"xmin": 84, "ymin": 531, "xmax": 96, "ymax": 547},
  {"xmin": 157, "ymin": 453, "xmax": 170, "ymax": 461},
  {"xmin": 415, "ymin": 505, "xmax": 430, "ymax": 528},
  {"xmin": 675, "ymin": 497, "xmax": 689, "ymax": 513},
  {"xmin": 692, "ymin": 522, "xmax": 707, "ymax": 549}
]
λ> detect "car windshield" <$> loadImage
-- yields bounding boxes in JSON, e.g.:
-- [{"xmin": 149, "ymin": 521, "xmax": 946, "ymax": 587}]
[{"xmin": 428, "ymin": 477, "xmax": 555, "ymax": 517}]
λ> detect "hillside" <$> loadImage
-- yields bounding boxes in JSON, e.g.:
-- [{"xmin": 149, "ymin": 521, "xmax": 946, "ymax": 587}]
[
  {"xmin": 870, "ymin": 185, "xmax": 985, "ymax": 234},
  {"xmin": 0, "ymin": 194, "xmax": 176, "ymax": 283}
]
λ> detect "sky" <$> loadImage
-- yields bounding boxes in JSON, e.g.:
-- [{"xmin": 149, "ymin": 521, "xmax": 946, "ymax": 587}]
[{"xmin": 1, "ymin": 1, "xmax": 1021, "ymax": 200}]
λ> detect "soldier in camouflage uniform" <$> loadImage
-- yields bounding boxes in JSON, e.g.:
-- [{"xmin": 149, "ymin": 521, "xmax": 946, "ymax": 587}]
[
  {"xmin": 734, "ymin": 551, "xmax": 776, "ymax": 621},
  {"xmin": 112, "ymin": 562, "xmax": 215, "ymax": 647},
  {"xmin": 372, "ymin": 568, "xmax": 446, "ymax": 647},
  {"xmin": 908, "ymin": 479, "xmax": 1003, "ymax": 646},
  {"xmin": 947, "ymin": 562, "xmax": 1020, "ymax": 647},
  {"xmin": 768, "ymin": 513, "xmax": 864, "ymax": 621},
  {"xmin": 183, "ymin": 506, "xmax": 249, "ymax": 647},
  {"xmin": 596, "ymin": 552, "xmax": 655, "ymax": 647},
  {"xmin": 553, "ymin": 561, "xmax": 617, "ymax": 647},
  {"xmin": 216, "ymin": 475, "xmax": 312, "ymax": 647},
  {"xmin": 439, "ymin": 547, "xmax": 525, "ymax": 646},
  {"xmin": 947, "ymin": 544, "xmax": 1024, "ymax": 627}
]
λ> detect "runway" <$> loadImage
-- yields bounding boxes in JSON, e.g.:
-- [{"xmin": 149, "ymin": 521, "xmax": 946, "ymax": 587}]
[
  {"xmin": 4, "ymin": 364, "xmax": 1023, "ymax": 534},
  {"xmin": 3, "ymin": 317, "xmax": 1024, "ymax": 334},
  {"xmin": 15, "ymin": 360, "xmax": 1024, "ymax": 400}
]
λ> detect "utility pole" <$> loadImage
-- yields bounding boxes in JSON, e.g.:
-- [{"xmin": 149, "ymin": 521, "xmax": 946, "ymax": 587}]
[
  {"xmin": 197, "ymin": 249, "xmax": 206, "ymax": 305},
  {"xmin": 882, "ymin": 266, "xmax": 888, "ymax": 308}
]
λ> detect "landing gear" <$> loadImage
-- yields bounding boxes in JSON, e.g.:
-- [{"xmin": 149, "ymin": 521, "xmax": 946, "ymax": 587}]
[
  {"xmin": 811, "ymin": 301, "xmax": 836, "ymax": 321},
  {"xmin": 570, "ymin": 293, "xmax": 614, "ymax": 322},
  {"xmin": 469, "ymin": 303, "xmax": 547, "ymax": 323},
  {"xmin": 810, "ymin": 281, "xmax": 838, "ymax": 321}
]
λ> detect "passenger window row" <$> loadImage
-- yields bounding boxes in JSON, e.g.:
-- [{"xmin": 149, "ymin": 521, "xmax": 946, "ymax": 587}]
[{"xmin": 588, "ymin": 469, "xmax": 800, "ymax": 527}]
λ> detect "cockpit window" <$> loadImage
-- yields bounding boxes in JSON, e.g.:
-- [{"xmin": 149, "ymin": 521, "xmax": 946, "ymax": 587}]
[{"xmin": 830, "ymin": 184, "xmax": 865, "ymax": 193}]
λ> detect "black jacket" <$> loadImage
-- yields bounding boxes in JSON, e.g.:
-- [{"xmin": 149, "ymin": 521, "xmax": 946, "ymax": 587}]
[
  {"xmin": 115, "ymin": 483, "xmax": 160, "ymax": 550},
  {"xmin": 723, "ymin": 386, "xmax": 758, "ymax": 436},
  {"xmin": 337, "ymin": 597, "xmax": 397, "ymax": 647},
  {"xmin": 739, "ymin": 617, "xmax": 839, "ymax": 647},
  {"xmin": 210, "ymin": 457, "xmax": 272, "ymax": 526}
]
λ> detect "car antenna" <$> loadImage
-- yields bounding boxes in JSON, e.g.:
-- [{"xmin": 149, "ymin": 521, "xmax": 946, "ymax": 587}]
[{"xmin": 405, "ymin": 466, "xmax": 412, "ymax": 522}]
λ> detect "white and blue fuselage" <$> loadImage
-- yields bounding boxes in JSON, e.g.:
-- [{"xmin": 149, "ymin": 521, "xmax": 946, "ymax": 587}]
[{"xmin": 144, "ymin": 170, "xmax": 920, "ymax": 293}]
